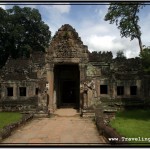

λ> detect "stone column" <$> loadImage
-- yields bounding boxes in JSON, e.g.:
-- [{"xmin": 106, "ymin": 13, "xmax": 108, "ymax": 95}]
[
  {"xmin": 125, "ymin": 83, "xmax": 130, "ymax": 97},
  {"xmin": 79, "ymin": 64, "xmax": 86, "ymax": 82},
  {"xmin": 1, "ymin": 84, "xmax": 5, "ymax": 99},
  {"xmin": 79, "ymin": 64, "xmax": 87, "ymax": 111},
  {"xmin": 137, "ymin": 80, "xmax": 141, "ymax": 98},
  {"xmin": 13, "ymin": 83, "xmax": 17, "ymax": 99},
  {"xmin": 112, "ymin": 83, "xmax": 116, "ymax": 99},
  {"xmin": 46, "ymin": 63, "xmax": 54, "ymax": 113}
]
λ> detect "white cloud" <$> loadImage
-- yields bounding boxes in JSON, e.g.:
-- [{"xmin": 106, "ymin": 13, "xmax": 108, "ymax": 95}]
[
  {"xmin": 86, "ymin": 35, "xmax": 124, "ymax": 52},
  {"xmin": 39, "ymin": 4, "xmax": 71, "ymax": 36},
  {"xmin": 41, "ymin": 4, "xmax": 70, "ymax": 16},
  {"xmin": 78, "ymin": 19, "xmax": 141, "ymax": 58},
  {"xmin": 76, "ymin": 5, "xmax": 143, "ymax": 58},
  {"xmin": 0, "ymin": 4, "xmax": 6, "ymax": 9},
  {"xmin": 83, "ymin": 31, "xmax": 140, "ymax": 58},
  {"xmin": 52, "ymin": 4, "xmax": 70, "ymax": 14}
]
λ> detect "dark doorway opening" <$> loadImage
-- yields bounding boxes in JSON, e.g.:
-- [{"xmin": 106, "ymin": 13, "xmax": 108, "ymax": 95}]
[
  {"xmin": 54, "ymin": 64, "xmax": 80, "ymax": 108},
  {"xmin": 62, "ymin": 81, "xmax": 76, "ymax": 103}
]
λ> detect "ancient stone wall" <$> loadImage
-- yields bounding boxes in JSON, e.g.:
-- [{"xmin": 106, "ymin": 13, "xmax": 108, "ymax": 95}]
[
  {"xmin": 84, "ymin": 54, "xmax": 144, "ymax": 110},
  {"xmin": 0, "ymin": 51, "xmax": 47, "ymax": 113},
  {"xmin": 0, "ymin": 24, "xmax": 149, "ymax": 114}
]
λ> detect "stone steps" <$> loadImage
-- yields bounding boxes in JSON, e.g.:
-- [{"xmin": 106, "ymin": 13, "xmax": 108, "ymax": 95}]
[
  {"xmin": 34, "ymin": 113, "xmax": 49, "ymax": 118},
  {"xmin": 54, "ymin": 108, "xmax": 80, "ymax": 117},
  {"xmin": 81, "ymin": 109, "xmax": 95, "ymax": 118}
]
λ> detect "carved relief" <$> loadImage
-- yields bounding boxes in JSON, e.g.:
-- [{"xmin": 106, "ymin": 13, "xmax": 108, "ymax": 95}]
[
  {"xmin": 80, "ymin": 80, "xmax": 97, "ymax": 109},
  {"xmin": 86, "ymin": 64, "xmax": 101, "ymax": 77},
  {"xmin": 47, "ymin": 24, "xmax": 89, "ymax": 64},
  {"xmin": 55, "ymin": 49, "xmax": 78, "ymax": 58}
]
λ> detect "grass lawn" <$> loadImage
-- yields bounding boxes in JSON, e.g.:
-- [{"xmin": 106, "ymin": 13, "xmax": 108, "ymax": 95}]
[
  {"xmin": 0, "ymin": 112, "xmax": 22, "ymax": 131},
  {"xmin": 110, "ymin": 109, "xmax": 150, "ymax": 144}
]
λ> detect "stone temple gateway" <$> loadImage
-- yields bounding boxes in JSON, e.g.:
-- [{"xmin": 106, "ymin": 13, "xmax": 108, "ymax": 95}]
[{"xmin": 0, "ymin": 24, "xmax": 149, "ymax": 116}]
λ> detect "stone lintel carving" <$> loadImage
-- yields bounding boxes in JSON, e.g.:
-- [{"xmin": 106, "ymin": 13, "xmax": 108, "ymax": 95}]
[
  {"xmin": 53, "ymin": 58, "xmax": 80, "ymax": 64},
  {"xmin": 54, "ymin": 49, "xmax": 78, "ymax": 58},
  {"xmin": 86, "ymin": 64, "xmax": 101, "ymax": 77}
]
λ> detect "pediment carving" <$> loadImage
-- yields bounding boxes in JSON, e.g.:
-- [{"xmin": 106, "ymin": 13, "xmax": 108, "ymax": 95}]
[{"xmin": 47, "ymin": 24, "xmax": 89, "ymax": 63}]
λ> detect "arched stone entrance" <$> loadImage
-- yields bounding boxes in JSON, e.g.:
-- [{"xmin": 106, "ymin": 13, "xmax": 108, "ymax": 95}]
[{"xmin": 54, "ymin": 64, "xmax": 80, "ymax": 108}]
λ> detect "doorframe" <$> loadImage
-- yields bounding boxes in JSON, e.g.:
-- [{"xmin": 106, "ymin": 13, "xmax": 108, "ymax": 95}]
[{"xmin": 54, "ymin": 64, "xmax": 80, "ymax": 109}]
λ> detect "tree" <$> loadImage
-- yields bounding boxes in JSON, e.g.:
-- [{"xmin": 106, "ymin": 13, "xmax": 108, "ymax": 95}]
[
  {"xmin": 0, "ymin": 7, "xmax": 10, "ymax": 67},
  {"xmin": 140, "ymin": 46, "xmax": 150, "ymax": 74},
  {"xmin": 116, "ymin": 50, "xmax": 126, "ymax": 59},
  {"xmin": 104, "ymin": 2, "xmax": 145, "ymax": 52},
  {"xmin": 0, "ymin": 6, "xmax": 51, "ymax": 67}
]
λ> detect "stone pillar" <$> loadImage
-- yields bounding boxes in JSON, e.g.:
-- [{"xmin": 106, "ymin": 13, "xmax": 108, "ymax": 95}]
[
  {"xmin": 83, "ymin": 90, "xmax": 88, "ymax": 109},
  {"xmin": 46, "ymin": 63, "xmax": 54, "ymax": 113},
  {"xmin": 79, "ymin": 64, "xmax": 87, "ymax": 111},
  {"xmin": 1, "ymin": 84, "xmax": 5, "ymax": 99},
  {"xmin": 79, "ymin": 64, "xmax": 86, "ymax": 82},
  {"xmin": 13, "ymin": 83, "xmax": 17, "ymax": 99},
  {"xmin": 137, "ymin": 80, "xmax": 141, "ymax": 98},
  {"xmin": 112, "ymin": 83, "xmax": 116, "ymax": 98},
  {"xmin": 125, "ymin": 83, "xmax": 130, "ymax": 97}
]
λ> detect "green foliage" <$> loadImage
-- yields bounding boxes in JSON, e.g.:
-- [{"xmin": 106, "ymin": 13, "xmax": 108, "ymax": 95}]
[
  {"xmin": 104, "ymin": 2, "xmax": 144, "ymax": 52},
  {"xmin": 0, "ymin": 7, "xmax": 10, "ymax": 68},
  {"xmin": 110, "ymin": 109, "xmax": 150, "ymax": 144},
  {"xmin": 0, "ymin": 6, "xmax": 51, "ymax": 68},
  {"xmin": 116, "ymin": 50, "xmax": 126, "ymax": 59},
  {"xmin": 140, "ymin": 46, "xmax": 150, "ymax": 74},
  {"xmin": 0, "ymin": 112, "xmax": 22, "ymax": 131}
]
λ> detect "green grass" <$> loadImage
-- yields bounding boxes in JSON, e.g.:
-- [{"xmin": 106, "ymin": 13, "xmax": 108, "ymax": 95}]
[
  {"xmin": 110, "ymin": 109, "xmax": 150, "ymax": 144},
  {"xmin": 0, "ymin": 112, "xmax": 22, "ymax": 131}
]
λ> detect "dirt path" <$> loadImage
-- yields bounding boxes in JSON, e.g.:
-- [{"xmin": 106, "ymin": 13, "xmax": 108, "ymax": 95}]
[{"xmin": 1, "ymin": 109, "xmax": 106, "ymax": 146}]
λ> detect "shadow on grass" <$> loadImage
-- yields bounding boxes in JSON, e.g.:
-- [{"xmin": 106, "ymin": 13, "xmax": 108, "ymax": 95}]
[{"xmin": 115, "ymin": 109, "xmax": 150, "ymax": 121}]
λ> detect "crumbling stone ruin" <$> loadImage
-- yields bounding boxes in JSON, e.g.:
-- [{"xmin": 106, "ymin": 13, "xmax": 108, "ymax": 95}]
[{"xmin": 0, "ymin": 24, "xmax": 149, "ymax": 116}]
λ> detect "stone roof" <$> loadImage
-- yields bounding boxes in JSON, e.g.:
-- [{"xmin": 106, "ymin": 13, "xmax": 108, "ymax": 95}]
[
  {"xmin": 1, "ymin": 72, "xmax": 26, "ymax": 81},
  {"xmin": 113, "ymin": 57, "xmax": 142, "ymax": 72},
  {"xmin": 1, "ymin": 71, "xmax": 38, "ymax": 81},
  {"xmin": 31, "ymin": 51, "xmax": 45, "ymax": 65},
  {"xmin": 47, "ymin": 24, "xmax": 89, "ymax": 60},
  {"xmin": 4, "ymin": 58, "xmax": 30, "ymax": 70},
  {"xmin": 0, "ymin": 52, "xmax": 45, "ymax": 81}
]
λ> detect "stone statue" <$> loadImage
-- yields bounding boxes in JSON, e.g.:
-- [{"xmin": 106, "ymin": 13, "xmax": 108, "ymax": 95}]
[{"xmin": 82, "ymin": 80, "xmax": 97, "ymax": 109}]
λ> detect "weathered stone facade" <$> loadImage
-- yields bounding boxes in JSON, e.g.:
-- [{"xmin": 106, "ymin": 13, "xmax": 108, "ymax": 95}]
[
  {"xmin": 0, "ymin": 52, "xmax": 47, "ymax": 113},
  {"xmin": 0, "ymin": 24, "xmax": 149, "ymax": 115}
]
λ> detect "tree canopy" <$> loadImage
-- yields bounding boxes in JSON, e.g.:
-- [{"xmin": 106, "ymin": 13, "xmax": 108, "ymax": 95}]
[
  {"xmin": 104, "ymin": 2, "xmax": 145, "ymax": 52},
  {"xmin": 140, "ymin": 46, "xmax": 150, "ymax": 74},
  {"xmin": 116, "ymin": 50, "xmax": 126, "ymax": 59},
  {"xmin": 0, "ymin": 6, "xmax": 51, "ymax": 68}
]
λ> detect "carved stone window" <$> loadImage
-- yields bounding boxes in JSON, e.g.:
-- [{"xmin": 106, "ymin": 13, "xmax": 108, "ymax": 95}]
[
  {"xmin": 117, "ymin": 86, "xmax": 124, "ymax": 96},
  {"xmin": 7, "ymin": 87, "xmax": 13, "ymax": 96},
  {"xmin": 19, "ymin": 87, "xmax": 26, "ymax": 96},
  {"xmin": 130, "ymin": 86, "xmax": 137, "ymax": 95},
  {"xmin": 100, "ymin": 85, "xmax": 108, "ymax": 94}
]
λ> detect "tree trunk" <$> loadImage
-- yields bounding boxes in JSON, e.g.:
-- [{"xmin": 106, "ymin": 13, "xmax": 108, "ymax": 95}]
[
  {"xmin": 138, "ymin": 36, "xmax": 143, "ymax": 52},
  {"xmin": 132, "ymin": 4, "xmax": 143, "ymax": 52}
]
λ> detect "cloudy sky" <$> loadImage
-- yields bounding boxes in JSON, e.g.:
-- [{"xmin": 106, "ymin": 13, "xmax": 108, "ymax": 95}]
[{"xmin": 0, "ymin": 3, "xmax": 150, "ymax": 58}]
